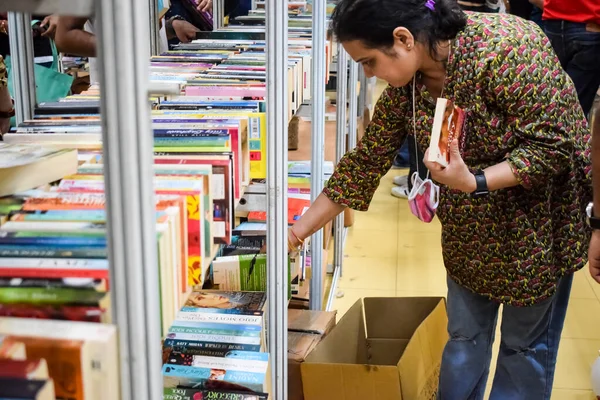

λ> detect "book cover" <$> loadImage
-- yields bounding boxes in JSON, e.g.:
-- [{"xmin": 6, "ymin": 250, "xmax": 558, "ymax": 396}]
[
  {"xmin": 427, "ymin": 98, "xmax": 466, "ymax": 167},
  {"xmin": 181, "ymin": 291, "xmax": 266, "ymax": 314},
  {"xmin": 163, "ymin": 387, "xmax": 268, "ymax": 400}
]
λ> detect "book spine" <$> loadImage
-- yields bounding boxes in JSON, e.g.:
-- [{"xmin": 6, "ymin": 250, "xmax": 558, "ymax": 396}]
[
  {"xmin": 165, "ymin": 331, "xmax": 260, "ymax": 346},
  {"xmin": 168, "ymin": 324, "xmax": 261, "ymax": 337}
]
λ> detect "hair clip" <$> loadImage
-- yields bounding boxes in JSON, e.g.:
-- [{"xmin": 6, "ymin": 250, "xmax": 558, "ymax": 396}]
[{"xmin": 425, "ymin": 0, "xmax": 436, "ymax": 11}]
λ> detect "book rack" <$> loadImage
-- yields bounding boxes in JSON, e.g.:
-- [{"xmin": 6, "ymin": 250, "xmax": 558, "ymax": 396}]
[{"xmin": 0, "ymin": 0, "xmax": 362, "ymax": 398}]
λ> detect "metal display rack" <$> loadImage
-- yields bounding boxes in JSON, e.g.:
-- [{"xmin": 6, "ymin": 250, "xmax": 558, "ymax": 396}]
[{"xmin": 1, "ymin": 0, "xmax": 361, "ymax": 396}]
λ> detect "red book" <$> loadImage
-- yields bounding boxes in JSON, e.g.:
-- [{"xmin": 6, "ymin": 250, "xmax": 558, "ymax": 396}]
[{"xmin": 0, "ymin": 358, "xmax": 49, "ymax": 380}]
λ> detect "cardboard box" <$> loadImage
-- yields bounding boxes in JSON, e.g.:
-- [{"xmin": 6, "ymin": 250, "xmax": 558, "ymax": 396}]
[
  {"xmin": 301, "ymin": 297, "xmax": 448, "ymax": 400},
  {"xmin": 288, "ymin": 309, "xmax": 337, "ymax": 400}
]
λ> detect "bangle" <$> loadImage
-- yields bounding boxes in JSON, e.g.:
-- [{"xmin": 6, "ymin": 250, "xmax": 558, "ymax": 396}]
[{"xmin": 289, "ymin": 228, "xmax": 304, "ymax": 245}]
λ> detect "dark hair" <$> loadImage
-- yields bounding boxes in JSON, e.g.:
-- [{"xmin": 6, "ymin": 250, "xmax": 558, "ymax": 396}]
[{"xmin": 330, "ymin": 0, "xmax": 467, "ymax": 58}]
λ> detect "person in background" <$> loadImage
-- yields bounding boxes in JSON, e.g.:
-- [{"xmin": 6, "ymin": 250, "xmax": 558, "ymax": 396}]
[
  {"xmin": 540, "ymin": 0, "xmax": 600, "ymax": 118},
  {"xmin": 55, "ymin": 11, "xmax": 201, "ymax": 84},
  {"xmin": 0, "ymin": 56, "xmax": 13, "ymax": 135},
  {"xmin": 0, "ymin": 14, "xmax": 59, "ymax": 68},
  {"xmin": 588, "ymin": 101, "xmax": 600, "ymax": 283},
  {"xmin": 289, "ymin": 0, "xmax": 591, "ymax": 398}
]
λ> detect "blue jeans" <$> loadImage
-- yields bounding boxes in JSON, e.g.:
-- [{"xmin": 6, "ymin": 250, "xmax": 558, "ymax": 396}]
[
  {"xmin": 438, "ymin": 273, "xmax": 573, "ymax": 400},
  {"xmin": 544, "ymin": 20, "xmax": 600, "ymax": 118}
]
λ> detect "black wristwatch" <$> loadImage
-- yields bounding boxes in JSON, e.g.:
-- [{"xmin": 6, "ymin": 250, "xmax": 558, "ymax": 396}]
[
  {"xmin": 472, "ymin": 169, "xmax": 489, "ymax": 198},
  {"xmin": 586, "ymin": 203, "xmax": 600, "ymax": 230},
  {"xmin": 166, "ymin": 15, "xmax": 185, "ymax": 36}
]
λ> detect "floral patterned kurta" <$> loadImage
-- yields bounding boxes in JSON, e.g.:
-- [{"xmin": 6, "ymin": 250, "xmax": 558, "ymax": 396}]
[{"xmin": 323, "ymin": 13, "xmax": 592, "ymax": 306}]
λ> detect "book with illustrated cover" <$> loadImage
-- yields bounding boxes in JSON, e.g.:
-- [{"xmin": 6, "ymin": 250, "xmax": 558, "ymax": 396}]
[
  {"xmin": 163, "ymin": 351, "xmax": 269, "ymax": 393},
  {"xmin": 181, "ymin": 290, "xmax": 266, "ymax": 314},
  {"xmin": 427, "ymin": 98, "xmax": 466, "ymax": 167},
  {"xmin": 164, "ymin": 387, "xmax": 268, "ymax": 400},
  {"xmin": 163, "ymin": 338, "xmax": 261, "ymax": 364},
  {"xmin": 0, "ymin": 144, "xmax": 78, "ymax": 197}
]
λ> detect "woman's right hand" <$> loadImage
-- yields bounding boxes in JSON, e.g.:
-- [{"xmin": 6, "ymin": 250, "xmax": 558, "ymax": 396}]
[{"xmin": 172, "ymin": 19, "xmax": 199, "ymax": 43}]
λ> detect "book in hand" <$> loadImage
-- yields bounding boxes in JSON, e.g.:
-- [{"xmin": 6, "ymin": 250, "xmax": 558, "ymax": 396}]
[{"xmin": 427, "ymin": 98, "xmax": 465, "ymax": 167}]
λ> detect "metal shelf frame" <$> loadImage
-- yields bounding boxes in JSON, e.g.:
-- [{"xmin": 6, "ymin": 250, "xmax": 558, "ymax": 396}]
[
  {"xmin": 265, "ymin": 0, "xmax": 289, "ymax": 398},
  {"xmin": 309, "ymin": 0, "xmax": 326, "ymax": 311},
  {"xmin": 333, "ymin": 47, "xmax": 348, "ymax": 278},
  {"xmin": 3, "ymin": 0, "xmax": 293, "ymax": 398}
]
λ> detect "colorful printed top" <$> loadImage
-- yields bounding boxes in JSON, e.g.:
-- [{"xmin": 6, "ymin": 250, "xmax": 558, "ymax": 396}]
[
  {"xmin": 323, "ymin": 13, "xmax": 592, "ymax": 306},
  {"xmin": 0, "ymin": 56, "xmax": 6, "ymax": 88}
]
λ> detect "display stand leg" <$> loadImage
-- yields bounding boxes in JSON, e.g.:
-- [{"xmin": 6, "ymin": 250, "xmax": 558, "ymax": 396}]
[
  {"xmin": 149, "ymin": 0, "xmax": 159, "ymax": 55},
  {"xmin": 95, "ymin": 0, "xmax": 163, "ymax": 397},
  {"xmin": 333, "ymin": 47, "xmax": 348, "ymax": 278},
  {"xmin": 7, "ymin": 12, "xmax": 35, "ymax": 125},
  {"xmin": 266, "ymin": 0, "xmax": 289, "ymax": 398},
  {"xmin": 348, "ymin": 59, "xmax": 358, "ymax": 150},
  {"xmin": 309, "ymin": 0, "xmax": 326, "ymax": 311}
]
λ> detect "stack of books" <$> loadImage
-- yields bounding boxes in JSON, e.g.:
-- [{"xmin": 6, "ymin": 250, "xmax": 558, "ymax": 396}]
[{"xmin": 162, "ymin": 290, "xmax": 269, "ymax": 399}]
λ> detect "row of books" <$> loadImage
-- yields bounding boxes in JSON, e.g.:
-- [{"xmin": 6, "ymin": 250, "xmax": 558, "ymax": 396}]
[{"xmin": 0, "ymin": 8, "xmax": 337, "ymax": 398}]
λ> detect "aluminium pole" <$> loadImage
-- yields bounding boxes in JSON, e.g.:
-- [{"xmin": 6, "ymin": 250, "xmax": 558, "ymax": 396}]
[
  {"xmin": 95, "ymin": 0, "xmax": 162, "ymax": 397},
  {"xmin": 266, "ymin": 0, "xmax": 289, "ymax": 398},
  {"xmin": 333, "ymin": 46, "xmax": 348, "ymax": 277},
  {"xmin": 348, "ymin": 59, "xmax": 358, "ymax": 150},
  {"xmin": 149, "ymin": 0, "xmax": 159, "ymax": 55},
  {"xmin": 309, "ymin": 0, "xmax": 326, "ymax": 311},
  {"xmin": 7, "ymin": 12, "xmax": 35, "ymax": 124}
]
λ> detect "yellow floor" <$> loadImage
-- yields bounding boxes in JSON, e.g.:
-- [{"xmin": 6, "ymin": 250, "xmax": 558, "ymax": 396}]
[{"xmin": 326, "ymin": 167, "xmax": 600, "ymax": 400}]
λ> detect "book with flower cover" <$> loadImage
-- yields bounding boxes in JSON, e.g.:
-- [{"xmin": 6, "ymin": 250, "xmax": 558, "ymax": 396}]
[{"xmin": 427, "ymin": 98, "xmax": 466, "ymax": 167}]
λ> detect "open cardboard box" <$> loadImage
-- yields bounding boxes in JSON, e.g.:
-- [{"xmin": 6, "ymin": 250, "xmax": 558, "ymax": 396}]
[{"xmin": 301, "ymin": 297, "xmax": 448, "ymax": 400}]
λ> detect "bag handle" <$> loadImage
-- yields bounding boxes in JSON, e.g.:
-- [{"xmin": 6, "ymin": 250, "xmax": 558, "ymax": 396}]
[{"xmin": 31, "ymin": 19, "xmax": 59, "ymax": 72}]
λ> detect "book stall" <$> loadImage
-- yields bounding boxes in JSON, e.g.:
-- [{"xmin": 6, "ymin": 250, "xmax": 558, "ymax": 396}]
[{"xmin": 0, "ymin": 0, "xmax": 453, "ymax": 398}]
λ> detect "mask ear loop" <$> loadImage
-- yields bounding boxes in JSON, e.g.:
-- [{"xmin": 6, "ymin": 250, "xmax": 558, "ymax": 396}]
[
  {"xmin": 412, "ymin": 77, "xmax": 431, "ymax": 181},
  {"xmin": 412, "ymin": 41, "xmax": 450, "ymax": 180}
]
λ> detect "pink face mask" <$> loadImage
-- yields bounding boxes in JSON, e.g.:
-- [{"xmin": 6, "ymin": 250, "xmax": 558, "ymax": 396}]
[{"xmin": 408, "ymin": 171, "xmax": 440, "ymax": 223}]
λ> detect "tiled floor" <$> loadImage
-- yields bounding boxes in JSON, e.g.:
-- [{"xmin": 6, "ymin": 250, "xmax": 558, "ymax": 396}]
[
  {"xmin": 324, "ymin": 80, "xmax": 600, "ymax": 400},
  {"xmin": 327, "ymin": 170, "xmax": 600, "ymax": 399}
]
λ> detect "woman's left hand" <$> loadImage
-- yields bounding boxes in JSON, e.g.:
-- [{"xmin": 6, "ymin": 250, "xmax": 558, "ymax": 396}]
[{"xmin": 424, "ymin": 139, "xmax": 476, "ymax": 193}]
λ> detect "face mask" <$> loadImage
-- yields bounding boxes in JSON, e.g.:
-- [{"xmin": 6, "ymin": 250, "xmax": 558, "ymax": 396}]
[{"xmin": 408, "ymin": 171, "xmax": 440, "ymax": 223}]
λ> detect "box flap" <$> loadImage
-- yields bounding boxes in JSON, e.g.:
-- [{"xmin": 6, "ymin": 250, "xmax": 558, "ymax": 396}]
[
  {"xmin": 301, "ymin": 363, "xmax": 401, "ymax": 400},
  {"xmin": 364, "ymin": 297, "xmax": 445, "ymax": 339},
  {"xmin": 397, "ymin": 299, "xmax": 448, "ymax": 400},
  {"xmin": 288, "ymin": 332, "xmax": 321, "ymax": 363},
  {"xmin": 304, "ymin": 299, "xmax": 365, "ymax": 365},
  {"xmin": 288, "ymin": 309, "xmax": 337, "ymax": 336}
]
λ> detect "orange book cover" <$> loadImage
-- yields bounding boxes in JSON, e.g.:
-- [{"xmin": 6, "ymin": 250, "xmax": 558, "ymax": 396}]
[
  {"xmin": 428, "ymin": 98, "xmax": 466, "ymax": 167},
  {"xmin": 12, "ymin": 336, "xmax": 85, "ymax": 400}
]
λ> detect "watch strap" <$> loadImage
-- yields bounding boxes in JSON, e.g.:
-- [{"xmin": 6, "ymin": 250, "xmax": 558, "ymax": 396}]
[
  {"xmin": 472, "ymin": 169, "xmax": 489, "ymax": 197},
  {"xmin": 589, "ymin": 205, "xmax": 600, "ymax": 230}
]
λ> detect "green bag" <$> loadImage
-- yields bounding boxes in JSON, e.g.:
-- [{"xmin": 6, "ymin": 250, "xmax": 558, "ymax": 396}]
[{"xmin": 5, "ymin": 21, "xmax": 74, "ymax": 126}]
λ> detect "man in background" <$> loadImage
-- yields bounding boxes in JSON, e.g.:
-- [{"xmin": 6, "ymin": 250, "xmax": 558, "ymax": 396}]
[{"xmin": 540, "ymin": 0, "xmax": 600, "ymax": 118}]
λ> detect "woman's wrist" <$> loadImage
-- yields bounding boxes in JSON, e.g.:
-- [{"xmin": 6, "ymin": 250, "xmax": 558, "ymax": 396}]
[{"xmin": 288, "ymin": 227, "xmax": 304, "ymax": 251}]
